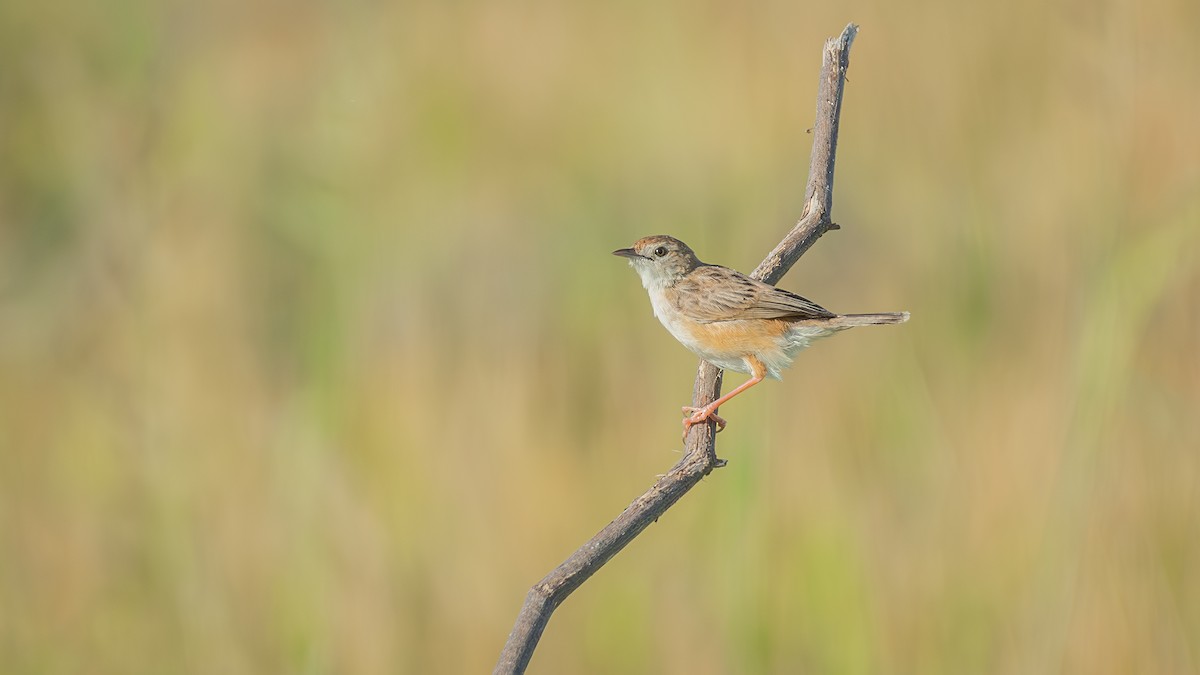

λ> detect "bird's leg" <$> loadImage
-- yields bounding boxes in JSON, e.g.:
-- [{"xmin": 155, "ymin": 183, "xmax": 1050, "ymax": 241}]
[
  {"xmin": 681, "ymin": 408, "xmax": 728, "ymax": 437},
  {"xmin": 681, "ymin": 357, "xmax": 766, "ymax": 437},
  {"xmin": 681, "ymin": 376, "xmax": 759, "ymax": 432}
]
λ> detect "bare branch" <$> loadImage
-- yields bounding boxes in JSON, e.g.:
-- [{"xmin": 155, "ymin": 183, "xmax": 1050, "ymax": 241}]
[
  {"xmin": 752, "ymin": 24, "xmax": 857, "ymax": 285},
  {"xmin": 495, "ymin": 23, "xmax": 860, "ymax": 675}
]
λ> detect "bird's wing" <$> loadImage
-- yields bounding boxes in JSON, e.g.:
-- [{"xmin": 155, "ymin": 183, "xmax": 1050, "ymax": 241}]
[{"xmin": 674, "ymin": 265, "xmax": 835, "ymax": 323}]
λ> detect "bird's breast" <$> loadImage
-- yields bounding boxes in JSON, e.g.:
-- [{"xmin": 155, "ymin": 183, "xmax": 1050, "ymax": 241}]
[{"xmin": 647, "ymin": 288, "xmax": 793, "ymax": 377}]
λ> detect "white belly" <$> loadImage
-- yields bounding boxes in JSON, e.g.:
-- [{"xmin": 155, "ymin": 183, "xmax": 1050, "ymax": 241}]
[{"xmin": 650, "ymin": 288, "xmax": 839, "ymax": 379}]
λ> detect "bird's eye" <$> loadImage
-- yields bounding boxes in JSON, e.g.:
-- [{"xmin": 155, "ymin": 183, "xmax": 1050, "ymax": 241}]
[{"xmin": 653, "ymin": 246, "xmax": 668, "ymax": 257}]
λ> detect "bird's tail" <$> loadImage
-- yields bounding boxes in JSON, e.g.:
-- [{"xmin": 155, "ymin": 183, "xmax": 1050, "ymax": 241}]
[{"xmin": 828, "ymin": 312, "xmax": 910, "ymax": 327}]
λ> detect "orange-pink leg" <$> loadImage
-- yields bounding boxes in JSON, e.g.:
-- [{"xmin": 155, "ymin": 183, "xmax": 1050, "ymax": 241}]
[{"xmin": 681, "ymin": 357, "xmax": 766, "ymax": 438}]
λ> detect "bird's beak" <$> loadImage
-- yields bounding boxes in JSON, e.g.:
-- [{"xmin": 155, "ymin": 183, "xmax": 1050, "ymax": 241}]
[{"xmin": 612, "ymin": 248, "xmax": 644, "ymax": 259}]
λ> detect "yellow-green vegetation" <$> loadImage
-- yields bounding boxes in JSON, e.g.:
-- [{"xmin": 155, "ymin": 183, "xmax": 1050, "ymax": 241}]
[{"xmin": 2, "ymin": 1, "xmax": 1197, "ymax": 673}]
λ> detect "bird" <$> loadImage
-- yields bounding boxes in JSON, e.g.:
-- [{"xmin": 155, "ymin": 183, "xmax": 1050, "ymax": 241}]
[{"xmin": 613, "ymin": 235, "xmax": 908, "ymax": 437}]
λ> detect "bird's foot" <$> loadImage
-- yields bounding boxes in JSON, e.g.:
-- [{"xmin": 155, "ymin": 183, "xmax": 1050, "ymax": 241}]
[{"xmin": 681, "ymin": 405, "xmax": 727, "ymax": 439}]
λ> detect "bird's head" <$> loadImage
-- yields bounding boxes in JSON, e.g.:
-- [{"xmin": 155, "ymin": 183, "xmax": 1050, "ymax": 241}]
[{"xmin": 612, "ymin": 235, "xmax": 702, "ymax": 289}]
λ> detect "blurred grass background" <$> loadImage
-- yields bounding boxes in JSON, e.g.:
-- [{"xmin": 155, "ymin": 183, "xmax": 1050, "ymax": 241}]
[{"xmin": 1, "ymin": 0, "xmax": 1198, "ymax": 672}]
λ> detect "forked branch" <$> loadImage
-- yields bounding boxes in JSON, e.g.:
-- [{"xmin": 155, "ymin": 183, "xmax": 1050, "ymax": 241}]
[{"xmin": 494, "ymin": 23, "xmax": 860, "ymax": 675}]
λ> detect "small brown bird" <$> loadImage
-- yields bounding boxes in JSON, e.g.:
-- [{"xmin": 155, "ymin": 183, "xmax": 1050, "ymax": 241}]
[{"xmin": 614, "ymin": 235, "xmax": 908, "ymax": 436}]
